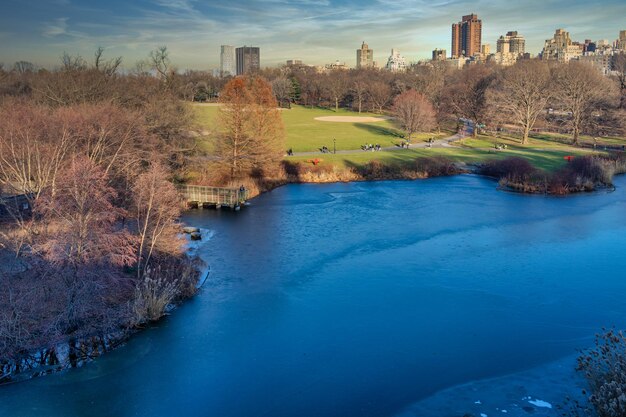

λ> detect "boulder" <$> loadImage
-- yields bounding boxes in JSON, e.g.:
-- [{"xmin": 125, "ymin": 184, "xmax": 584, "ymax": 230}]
[
  {"xmin": 190, "ymin": 232, "xmax": 202, "ymax": 241},
  {"xmin": 182, "ymin": 226, "xmax": 200, "ymax": 234}
]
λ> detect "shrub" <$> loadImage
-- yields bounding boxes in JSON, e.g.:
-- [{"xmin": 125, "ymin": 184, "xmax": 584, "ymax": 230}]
[
  {"xmin": 576, "ymin": 329, "xmax": 626, "ymax": 417},
  {"xmin": 414, "ymin": 157, "xmax": 458, "ymax": 177},
  {"xmin": 569, "ymin": 156, "xmax": 614, "ymax": 186},
  {"xmin": 481, "ymin": 157, "xmax": 537, "ymax": 182}
]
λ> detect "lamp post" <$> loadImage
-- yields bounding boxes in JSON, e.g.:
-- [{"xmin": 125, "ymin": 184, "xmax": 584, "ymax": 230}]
[{"xmin": 333, "ymin": 138, "xmax": 336, "ymax": 154}]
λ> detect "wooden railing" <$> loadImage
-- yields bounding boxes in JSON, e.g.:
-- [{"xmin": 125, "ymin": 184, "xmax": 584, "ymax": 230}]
[{"xmin": 180, "ymin": 185, "xmax": 249, "ymax": 208}]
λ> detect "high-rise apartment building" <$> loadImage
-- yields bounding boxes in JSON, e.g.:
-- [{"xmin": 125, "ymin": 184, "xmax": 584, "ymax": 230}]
[
  {"xmin": 540, "ymin": 29, "xmax": 582, "ymax": 62},
  {"xmin": 451, "ymin": 14, "xmax": 482, "ymax": 58},
  {"xmin": 385, "ymin": 49, "xmax": 407, "ymax": 72},
  {"xmin": 432, "ymin": 49, "xmax": 447, "ymax": 61},
  {"xmin": 236, "ymin": 46, "xmax": 260, "ymax": 75},
  {"xmin": 618, "ymin": 30, "xmax": 626, "ymax": 51},
  {"xmin": 220, "ymin": 45, "xmax": 235, "ymax": 77},
  {"xmin": 356, "ymin": 42, "xmax": 374, "ymax": 68}
]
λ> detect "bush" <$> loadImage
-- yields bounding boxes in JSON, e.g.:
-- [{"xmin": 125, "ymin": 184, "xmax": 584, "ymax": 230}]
[
  {"xmin": 414, "ymin": 156, "xmax": 458, "ymax": 177},
  {"xmin": 569, "ymin": 156, "xmax": 614, "ymax": 186},
  {"xmin": 481, "ymin": 157, "xmax": 537, "ymax": 182},
  {"xmin": 576, "ymin": 329, "xmax": 626, "ymax": 417}
]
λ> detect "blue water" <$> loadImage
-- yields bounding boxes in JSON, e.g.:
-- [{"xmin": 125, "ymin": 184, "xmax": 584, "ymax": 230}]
[{"xmin": 2, "ymin": 175, "xmax": 626, "ymax": 417}]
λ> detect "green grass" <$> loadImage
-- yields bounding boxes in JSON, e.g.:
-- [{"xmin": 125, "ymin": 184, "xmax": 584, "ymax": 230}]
[
  {"xmin": 287, "ymin": 145, "xmax": 600, "ymax": 172},
  {"xmin": 191, "ymin": 104, "xmax": 615, "ymax": 173},
  {"xmin": 192, "ymin": 104, "xmax": 447, "ymax": 153},
  {"xmin": 531, "ymin": 132, "xmax": 626, "ymax": 147}
]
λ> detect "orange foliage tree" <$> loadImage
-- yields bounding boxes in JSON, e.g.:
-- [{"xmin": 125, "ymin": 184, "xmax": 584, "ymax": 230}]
[{"xmin": 216, "ymin": 76, "xmax": 285, "ymax": 180}]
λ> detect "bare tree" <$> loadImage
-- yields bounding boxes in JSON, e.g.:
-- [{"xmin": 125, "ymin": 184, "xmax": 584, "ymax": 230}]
[
  {"xmin": 271, "ymin": 76, "xmax": 293, "ymax": 108},
  {"xmin": 324, "ymin": 71, "xmax": 348, "ymax": 112},
  {"xmin": 35, "ymin": 156, "xmax": 135, "ymax": 268},
  {"xmin": 445, "ymin": 65, "xmax": 495, "ymax": 137},
  {"xmin": 553, "ymin": 61, "xmax": 618, "ymax": 144},
  {"xmin": 133, "ymin": 163, "xmax": 182, "ymax": 279},
  {"xmin": 612, "ymin": 54, "xmax": 626, "ymax": 109},
  {"xmin": 351, "ymin": 77, "xmax": 368, "ymax": 114},
  {"xmin": 150, "ymin": 46, "xmax": 172, "ymax": 84},
  {"xmin": 0, "ymin": 100, "xmax": 74, "ymax": 199},
  {"xmin": 61, "ymin": 52, "xmax": 87, "ymax": 71},
  {"xmin": 489, "ymin": 60, "xmax": 552, "ymax": 144},
  {"xmin": 392, "ymin": 90, "xmax": 436, "ymax": 141},
  {"xmin": 13, "ymin": 61, "xmax": 34, "ymax": 74},
  {"xmin": 94, "ymin": 46, "xmax": 122, "ymax": 76},
  {"xmin": 413, "ymin": 61, "xmax": 450, "ymax": 133},
  {"xmin": 368, "ymin": 80, "xmax": 391, "ymax": 113}
]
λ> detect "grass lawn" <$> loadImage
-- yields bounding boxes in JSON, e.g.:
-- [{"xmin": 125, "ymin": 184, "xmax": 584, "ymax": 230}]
[
  {"xmin": 192, "ymin": 104, "xmax": 614, "ymax": 174},
  {"xmin": 287, "ymin": 144, "xmax": 601, "ymax": 172},
  {"xmin": 192, "ymin": 104, "xmax": 448, "ymax": 153},
  {"xmin": 531, "ymin": 132, "xmax": 626, "ymax": 147}
]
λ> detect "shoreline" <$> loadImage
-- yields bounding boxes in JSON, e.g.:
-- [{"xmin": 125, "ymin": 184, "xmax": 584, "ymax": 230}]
[
  {"xmin": 244, "ymin": 166, "xmax": 622, "ymax": 202},
  {"xmin": 0, "ymin": 230, "xmax": 212, "ymax": 386}
]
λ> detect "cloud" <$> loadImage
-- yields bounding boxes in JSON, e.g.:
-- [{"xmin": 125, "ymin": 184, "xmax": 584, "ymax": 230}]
[
  {"xmin": 42, "ymin": 17, "xmax": 68, "ymax": 37},
  {"xmin": 3, "ymin": 0, "xmax": 626, "ymax": 69}
]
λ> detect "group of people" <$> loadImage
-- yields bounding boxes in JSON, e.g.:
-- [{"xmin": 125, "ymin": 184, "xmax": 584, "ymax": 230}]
[
  {"xmin": 286, "ymin": 148, "xmax": 294, "ymax": 156},
  {"xmin": 361, "ymin": 144, "xmax": 382, "ymax": 151},
  {"xmin": 399, "ymin": 141, "xmax": 411, "ymax": 149},
  {"xmin": 320, "ymin": 146, "xmax": 332, "ymax": 153}
]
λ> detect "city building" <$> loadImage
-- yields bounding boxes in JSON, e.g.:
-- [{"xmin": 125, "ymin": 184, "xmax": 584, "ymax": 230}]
[
  {"xmin": 618, "ymin": 30, "xmax": 626, "ymax": 51},
  {"xmin": 540, "ymin": 29, "xmax": 582, "ymax": 62},
  {"xmin": 286, "ymin": 59, "xmax": 303, "ymax": 66},
  {"xmin": 235, "ymin": 46, "xmax": 260, "ymax": 75},
  {"xmin": 385, "ymin": 49, "xmax": 407, "ymax": 72},
  {"xmin": 481, "ymin": 44, "xmax": 490, "ymax": 57},
  {"xmin": 325, "ymin": 60, "xmax": 348, "ymax": 71},
  {"xmin": 493, "ymin": 31, "xmax": 526, "ymax": 66},
  {"xmin": 432, "ymin": 49, "xmax": 447, "ymax": 61},
  {"xmin": 451, "ymin": 14, "xmax": 482, "ymax": 58},
  {"xmin": 356, "ymin": 42, "xmax": 374, "ymax": 68},
  {"xmin": 579, "ymin": 51, "xmax": 614, "ymax": 76},
  {"xmin": 446, "ymin": 57, "xmax": 469, "ymax": 69},
  {"xmin": 220, "ymin": 45, "xmax": 235, "ymax": 77}
]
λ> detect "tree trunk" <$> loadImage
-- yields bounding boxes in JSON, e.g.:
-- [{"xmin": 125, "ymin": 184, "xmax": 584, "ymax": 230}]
[{"xmin": 522, "ymin": 125, "xmax": 530, "ymax": 145}]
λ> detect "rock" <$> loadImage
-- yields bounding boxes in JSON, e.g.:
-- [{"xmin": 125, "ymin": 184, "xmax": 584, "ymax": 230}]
[
  {"xmin": 182, "ymin": 226, "xmax": 200, "ymax": 234},
  {"xmin": 190, "ymin": 232, "xmax": 202, "ymax": 241},
  {"xmin": 53, "ymin": 343, "xmax": 70, "ymax": 367}
]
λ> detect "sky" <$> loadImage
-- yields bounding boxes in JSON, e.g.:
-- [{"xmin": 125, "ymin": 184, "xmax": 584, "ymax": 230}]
[{"xmin": 0, "ymin": 0, "xmax": 625, "ymax": 71}]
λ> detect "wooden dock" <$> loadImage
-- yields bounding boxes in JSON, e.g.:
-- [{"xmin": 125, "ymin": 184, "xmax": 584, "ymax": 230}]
[{"xmin": 180, "ymin": 185, "xmax": 249, "ymax": 210}]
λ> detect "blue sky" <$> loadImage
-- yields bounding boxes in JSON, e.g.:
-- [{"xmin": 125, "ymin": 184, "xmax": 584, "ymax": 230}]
[{"xmin": 1, "ymin": 0, "xmax": 625, "ymax": 70}]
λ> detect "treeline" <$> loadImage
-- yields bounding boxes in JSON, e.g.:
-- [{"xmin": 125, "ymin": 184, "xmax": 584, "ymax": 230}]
[
  {"xmin": 0, "ymin": 48, "xmax": 200, "ymax": 379},
  {"xmin": 161, "ymin": 56, "xmax": 626, "ymax": 144}
]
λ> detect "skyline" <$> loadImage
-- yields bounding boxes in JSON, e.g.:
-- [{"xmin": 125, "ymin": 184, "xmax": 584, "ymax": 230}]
[{"xmin": 1, "ymin": 0, "xmax": 625, "ymax": 70}]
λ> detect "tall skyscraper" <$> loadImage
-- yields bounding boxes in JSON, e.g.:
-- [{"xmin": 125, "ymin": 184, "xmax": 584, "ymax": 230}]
[
  {"xmin": 451, "ymin": 14, "xmax": 482, "ymax": 58},
  {"xmin": 220, "ymin": 45, "xmax": 235, "ymax": 77},
  {"xmin": 356, "ymin": 42, "xmax": 374, "ymax": 68},
  {"xmin": 618, "ymin": 30, "xmax": 626, "ymax": 51},
  {"xmin": 236, "ymin": 46, "xmax": 260, "ymax": 75}
]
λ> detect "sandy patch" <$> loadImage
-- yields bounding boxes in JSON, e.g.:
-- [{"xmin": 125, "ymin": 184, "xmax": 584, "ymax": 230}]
[{"xmin": 314, "ymin": 116, "xmax": 390, "ymax": 123}]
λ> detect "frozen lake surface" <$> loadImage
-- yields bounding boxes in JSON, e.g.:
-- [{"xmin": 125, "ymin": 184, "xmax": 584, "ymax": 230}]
[{"xmin": 2, "ymin": 175, "xmax": 626, "ymax": 417}]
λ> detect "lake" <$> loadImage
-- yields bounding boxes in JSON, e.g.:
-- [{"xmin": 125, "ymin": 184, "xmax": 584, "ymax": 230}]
[{"xmin": 2, "ymin": 175, "xmax": 626, "ymax": 417}]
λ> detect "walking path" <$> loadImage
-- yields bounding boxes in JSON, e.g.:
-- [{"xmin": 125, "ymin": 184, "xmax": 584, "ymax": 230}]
[{"xmin": 287, "ymin": 134, "xmax": 463, "ymax": 157}]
